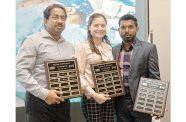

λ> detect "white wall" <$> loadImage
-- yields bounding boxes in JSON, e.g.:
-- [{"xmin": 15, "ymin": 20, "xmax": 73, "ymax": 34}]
[
  {"xmin": 135, "ymin": 0, "xmax": 149, "ymax": 41},
  {"xmin": 149, "ymin": 0, "xmax": 170, "ymax": 122}
]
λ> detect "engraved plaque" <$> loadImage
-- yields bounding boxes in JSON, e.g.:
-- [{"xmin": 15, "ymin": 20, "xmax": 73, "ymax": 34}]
[
  {"xmin": 44, "ymin": 58, "xmax": 81, "ymax": 99},
  {"xmin": 90, "ymin": 61, "xmax": 125, "ymax": 97},
  {"xmin": 133, "ymin": 77, "xmax": 169, "ymax": 116}
]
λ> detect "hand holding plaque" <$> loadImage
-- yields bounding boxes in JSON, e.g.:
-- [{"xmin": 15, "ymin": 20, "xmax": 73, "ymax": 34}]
[
  {"xmin": 133, "ymin": 77, "xmax": 169, "ymax": 117},
  {"xmin": 45, "ymin": 89, "xmax": 64, "ymax": 105},
  {"xmin": 92, "ymin": 92, "xmax": 111, "ymax": 104},
  {"xmin": 44, "ymin": 58, "xmax": 82, "ymax": 99},
  {"xmin": 90, "ymin": 60, "xmax": 125, "ymax": 97}
]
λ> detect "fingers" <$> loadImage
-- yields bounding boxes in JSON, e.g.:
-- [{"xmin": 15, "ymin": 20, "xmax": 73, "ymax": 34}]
[
  {"xmin": 103, "ymin": 94, "xmax": 111, "ymax": 100},
  {"xmin": 105, "ymin": 97, "xmax": 111, "ymax": 100},
  {"xmin": 49, "ymin": 90, "xmax": 65, "ymax": 104},
  {"xmin": 165, "ymin": 108, "xmax": 168, "ymax": 112},
  {"xmin": 56, "ymin": 96, "xmax": 65, "ymax": 102},
  {"xmin": 93, "ymin": 93, "xmax": 110, "ymax": 104},
  {"xmin": 56, "ymin": 100, "xmax": 60, "ymax": 104},
  {"xmin": 150, "ymin": 114, "xmax": 163, "ymax": 120},
  {"xmin": 99, "ymin": 93, "xmax": 111, "ymax": 100},
  {"xmin": 55, "ymin": 90, "xmax": 63, "ymax": 95},
  {"xmin": 55, "ymin": 91, "xmax": 65, "ymax": 102},
  {"xmin": 104, "ymin": 94, "xmax": 110, "ymax": 97},
  {"xmin": 154, "ymin": 116, "xmax": 162, "ymax": 120},
  {"xmin": 54, "ymin": 97, "xmax": 64, "ymax": 104}
]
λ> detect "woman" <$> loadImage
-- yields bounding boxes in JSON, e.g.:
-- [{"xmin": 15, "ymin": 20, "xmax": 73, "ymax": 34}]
[{"xmin": 75, "ymin": 13, "xmax": 114, "ymax": 122}]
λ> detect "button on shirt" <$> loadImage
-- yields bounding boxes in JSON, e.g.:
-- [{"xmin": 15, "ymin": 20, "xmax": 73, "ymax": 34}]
[
  {"xmin": 16, "ymin": 29, "xmax": 75, "ymax": 100},
  {"xmin": 119, "ymin": 41, "xmax": 135, "ymax": 87},
  {"xmin": 75, "ymin": 41, "xmax": 113, "ymax": 98}
]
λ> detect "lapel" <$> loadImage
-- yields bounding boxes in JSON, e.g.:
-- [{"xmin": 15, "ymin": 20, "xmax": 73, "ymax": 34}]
[
  {"xmin": 129, "ymin": 38, "xmax": 141, "ymax": 76},
  {"xmin": 116, "ymin": 44, "xmax": 122, "ymax": 60}
]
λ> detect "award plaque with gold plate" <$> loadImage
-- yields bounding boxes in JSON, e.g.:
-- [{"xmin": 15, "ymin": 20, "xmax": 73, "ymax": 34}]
[
  {"xmin": 44, "ymin": 58, "xmax": 81, "ymax": 99},
  {"xmin": 90, "ymin": 61, "xmax": 125, "ymax": 97},
  {"xmin": 133, "ymin": 77, "xmax": 169, "ymax": 116}
]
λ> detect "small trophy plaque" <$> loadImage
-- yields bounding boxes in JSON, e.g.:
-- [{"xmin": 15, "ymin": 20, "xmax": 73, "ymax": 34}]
[
  {"xmin": 90, "ymin": 61, "xmax": 125, "ymax": 97},
  {"xmin": 44, "ymin": 58, "xmax": 81, "ymax": 99},
  {"xmin": 133, "ymin": 77, "xmax": 169, "ymax": 116}
]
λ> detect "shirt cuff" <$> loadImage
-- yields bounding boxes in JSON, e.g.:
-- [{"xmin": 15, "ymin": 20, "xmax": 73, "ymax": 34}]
[{"xmin": 38, "ymin": 88, "xmax": 49, "ymax": 101}]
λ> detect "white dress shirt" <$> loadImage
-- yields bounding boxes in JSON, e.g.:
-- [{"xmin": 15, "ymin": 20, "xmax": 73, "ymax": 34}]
[{"xmin": 16, "ymin": 29, "xmax": 75, "ymax": 100}]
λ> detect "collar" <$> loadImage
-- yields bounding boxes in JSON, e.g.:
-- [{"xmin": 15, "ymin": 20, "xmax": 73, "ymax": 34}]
[
  {"xmin": 40, "ymin": 29, "xmax": 65, "ymax": 42},
  {"xmin": 122, "ymin": 39, "xmax": 136, "ymax": 51}
]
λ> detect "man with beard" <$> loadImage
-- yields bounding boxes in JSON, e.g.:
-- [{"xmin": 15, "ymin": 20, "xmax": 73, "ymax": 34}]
[
  {"xmin": 112, "ymin": 14, "xmax": 160, "ymax": 122},
  {"xmin": 16, "ymin": 4, "xmax": 74, "ymax": 122}
]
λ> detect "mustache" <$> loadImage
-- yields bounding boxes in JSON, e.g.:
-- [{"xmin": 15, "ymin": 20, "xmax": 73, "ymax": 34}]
[
  {"xmin": 57, "ymin": 23, "xmax": 63, "ymax": 26},
  {"xmin": 121, "ymin": 35, "xmax": 134, "ymax": 42},
  {"xmin": 122, "ymin": 35, "xmax": 131, "ymax": 39},
  {"xmin": 124, "ymin": 34, "xmax": 131, "ymax": 37}
]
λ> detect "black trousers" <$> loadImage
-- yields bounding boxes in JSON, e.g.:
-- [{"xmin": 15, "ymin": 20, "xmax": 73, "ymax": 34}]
[
  {"xmin": 25, "ymin": 92, "xmax": 71, "ymax": 122},
  {"xmin": 115, "ymin": 87, "xmax": 151, "ymax": 122}
]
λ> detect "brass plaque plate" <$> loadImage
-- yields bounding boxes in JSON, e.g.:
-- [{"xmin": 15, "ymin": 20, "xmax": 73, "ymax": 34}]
[
  {"xmin": 44, "ymin": 58, "xmax": 81, "ymax": 99},
  {"xmin": 90, "ymin": 61, "xmax": 125, "ymax": 97},
  {"xmin": 133, "ymin": 77, "xmax": 169, "ymax": 116}
]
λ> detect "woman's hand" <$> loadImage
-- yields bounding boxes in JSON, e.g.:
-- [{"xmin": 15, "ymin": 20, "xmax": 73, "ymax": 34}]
[{"xmin": 92, "ymin": 92, "xmax": 111, "ymax": 104}]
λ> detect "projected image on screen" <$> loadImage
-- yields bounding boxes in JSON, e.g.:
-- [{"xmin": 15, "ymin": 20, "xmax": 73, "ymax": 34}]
[{"xmin": 16, "ymin": 0, "xmax": 136, "ymax": 106}]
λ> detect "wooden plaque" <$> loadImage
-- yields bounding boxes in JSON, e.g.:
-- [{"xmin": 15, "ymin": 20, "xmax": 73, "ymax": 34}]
[
  {"xmin": 90, "ymin": 61, "xmax": 125, "ymax": 97},
  {"xmin": 133, "ymin": 77, "xmax": 169, "ymax": 116},
  {"xmin": 44, "ymin": 58, "xmax": 81, "ymax": 99}
]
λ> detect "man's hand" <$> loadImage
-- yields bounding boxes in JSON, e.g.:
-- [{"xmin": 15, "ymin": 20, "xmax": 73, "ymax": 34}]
[
  {"xmin": 45, "ymin": 90, "xmax": 64, "ymax": 105},
  {"xmin": 151, "ymin": 114, "xmax": 163, "ymax": 120},
  {"xmin": 151, "ymin": 108, "xmax": 168, "ymax": 119},
  {"xmin": 92, "ymin": 92, "xmax": 111, "ymax": 104}
]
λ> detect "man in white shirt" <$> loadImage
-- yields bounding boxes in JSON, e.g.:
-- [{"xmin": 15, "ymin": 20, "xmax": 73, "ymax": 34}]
[{"xmin": 16, "ymin": 4, "xmax": 74, "ymax": 122}]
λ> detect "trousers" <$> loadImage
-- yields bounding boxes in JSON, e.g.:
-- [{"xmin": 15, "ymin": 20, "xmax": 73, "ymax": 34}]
[
  {"xmin": 25, "ymin": 92, "xmax": 71, "ymax": 122},
  {"xmin": 115, "ymin": 87, "xmax": 151, "ymax": 122}
]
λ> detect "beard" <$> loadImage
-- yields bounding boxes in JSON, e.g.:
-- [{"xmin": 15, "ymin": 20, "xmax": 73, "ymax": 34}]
[{"xmin": 121, "ymin": 34, "xmax": 135, "ymax": 42}]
